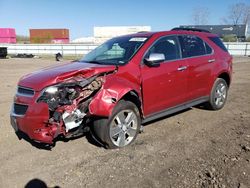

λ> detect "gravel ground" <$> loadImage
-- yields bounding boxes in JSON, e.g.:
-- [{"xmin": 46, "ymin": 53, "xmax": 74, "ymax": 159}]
[{"xmin": 0, "ymin": 57, "xmax": 249, "ymax": 188}]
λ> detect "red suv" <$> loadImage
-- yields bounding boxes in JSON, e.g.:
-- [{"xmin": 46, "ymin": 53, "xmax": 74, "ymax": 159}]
[{"xmin": 10, "ymin": 28, "xmax": 232, "ymax": 148}]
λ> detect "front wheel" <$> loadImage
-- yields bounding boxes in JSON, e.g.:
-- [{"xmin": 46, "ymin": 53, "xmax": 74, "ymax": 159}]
[
  {"xmin": 93, "ymin": 100, "xmax": 141, "ymax": 149},
  {"xmin": 207, "ymin": 78, "xmax": 228, "ymax": 110}
]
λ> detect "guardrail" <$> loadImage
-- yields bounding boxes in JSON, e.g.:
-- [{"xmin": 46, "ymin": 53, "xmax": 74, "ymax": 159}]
[
  {"xmin": 0, "ymin": 42, "xmax": 250, "ymax": 56},
  {"xmin": 224, "ymin": 42, "xmax": 250, "ymax": 56},
  {"xmin": 0, "ymin": 43, "xmax": 99, "ymax": 56}
]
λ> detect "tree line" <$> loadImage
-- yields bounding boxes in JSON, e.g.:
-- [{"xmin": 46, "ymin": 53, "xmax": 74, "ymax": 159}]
[{"xmin": 192, "ymin": 2, "xmax": 250, "ymax": 26}]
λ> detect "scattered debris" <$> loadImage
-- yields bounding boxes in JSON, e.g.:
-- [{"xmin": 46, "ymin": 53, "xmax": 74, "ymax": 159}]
[
  {"xmin": 0, "ymin": 47, "xmax": 7, "ymax": 58},
  {"xmin": 199, "ymin": 168, "xmax": 226, "ymax": 188},
  {"xmin": 241, "ymin": 144, "xmax": 250, "ymax": 152},
  {"xmin": 55, "ymin": 52, "xmax": 63, "ymax": 61},
  {"xmin": 238, "ymin": 183, "xmax": 248, "ymax": 188},
  {"xmin": 231, "ymin": 157, "xmax": 239, "ymax": 161},
  {"xmin": 11, "ymin": 53, "xmax": 34, "ymax": 58}
]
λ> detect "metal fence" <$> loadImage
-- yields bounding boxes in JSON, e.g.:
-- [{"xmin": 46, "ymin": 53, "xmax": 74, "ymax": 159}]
[
  {"xmin": 224, "ymin": 42, "xmax": 250, "ymax": 56},
  {"xmin": 0, "ymin": 43, "xmax": 99, "ymax": 56},
  {"xmin": 0, "ymin": 42, "xmax": 250, "ymax": 56}
]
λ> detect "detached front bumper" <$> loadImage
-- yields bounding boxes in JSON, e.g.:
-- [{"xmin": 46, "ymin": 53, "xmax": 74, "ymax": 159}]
[
  {"xmin": 10, "ymin": 102, "xmax": 58, "ymax": 144},
  {"xmin": 10, "ymin": 88, "xmax": 59, "ymax": 144}
]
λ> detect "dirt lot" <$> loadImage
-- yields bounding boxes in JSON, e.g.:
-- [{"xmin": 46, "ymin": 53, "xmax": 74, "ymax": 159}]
[{"xmin": 0, "ymin": 57, "xmax": 249, "ymax": 188}]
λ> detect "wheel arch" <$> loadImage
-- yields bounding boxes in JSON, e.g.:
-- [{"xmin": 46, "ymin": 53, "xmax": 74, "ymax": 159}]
[
  {"xmin": 89, "ymin": 87, "xmax": 142, "ymax": 117},
  {"xmin": 119, "ymin": 90, "xmax": 144, "ymax": 118},
  {"xmin": 217, "ymin": 72, "xmax": 231, "ymax": 87}
]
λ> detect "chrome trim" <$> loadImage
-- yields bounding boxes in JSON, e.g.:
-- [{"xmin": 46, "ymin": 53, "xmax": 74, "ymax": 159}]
[
  {"xmin": 208, "ymin": 59, "xmax": 215, "ymax": 63},
  {"xmin": 11, "ymin": 112, "xmax": 25, "ymax": 118},
  {"xmin": 147, "ymin": 53, "xmax": 165, "ymax": 62},
  {"xmin": 16, "ymin": 93, "xmax": 33, "ymax": 97},
  {"xmin": 142, "ymin": 35, "xmax": 182, "ymax": 65},
  {"xmin": 177, "ymin": 66, "xmax": 188, "ymax": 71}
]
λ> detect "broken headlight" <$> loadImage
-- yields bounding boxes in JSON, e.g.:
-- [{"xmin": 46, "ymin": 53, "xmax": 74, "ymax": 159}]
[
  {"xmin": 37, "ymin": 84, "xmax": 78, "ymax": 109},
  {"xmin": 44, "ymin": 86, "xmax": 58, "ymax": 94},
  {"xmin": 37, "ymin": 85, "xmax": 63, "ymax": 110},
  {"xmin": 37, "ymin": 76, "xmax": 103, "ymax": 111}
]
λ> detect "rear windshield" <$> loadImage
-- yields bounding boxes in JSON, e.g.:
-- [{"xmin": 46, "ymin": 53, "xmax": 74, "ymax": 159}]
[{"xmin": 208, "ymin": 37, "xmax": 228, "ymax": 52}]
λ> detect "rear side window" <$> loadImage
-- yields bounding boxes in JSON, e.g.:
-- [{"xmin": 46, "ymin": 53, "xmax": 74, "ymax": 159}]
[
  {"xmin": 178, "ymin": 35, "xmax": 206, "ymax": 58},
  {"xmin": 208, "ymin": 37, "xmax": 228, "ymax": 52},
  {"xmin": 205, "ymin": 42, "xmax": 213, "ymax": 54}
]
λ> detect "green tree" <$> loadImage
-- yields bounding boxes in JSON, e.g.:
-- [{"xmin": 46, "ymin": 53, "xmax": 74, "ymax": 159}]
[
  {"xmin": 222, "ymin": 34, "xmax": 237, "ymax": 42},
  {"xmin": 16, "ymin": 35, "xmax": 29, "ymax": 44}
]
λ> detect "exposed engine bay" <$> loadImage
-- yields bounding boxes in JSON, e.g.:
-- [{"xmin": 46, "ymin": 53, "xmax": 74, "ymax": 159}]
[{"xmin": 37, "ymin": 75, "xmax": 104, "ymax": 138}]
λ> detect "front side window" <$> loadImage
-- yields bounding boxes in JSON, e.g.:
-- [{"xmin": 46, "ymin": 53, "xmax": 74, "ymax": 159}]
[
  {"xmin": 179, "ymin": 35, "xmax": 207, "ymax": 58},
  {"xmin": 145, "ymin": 36, "xmax": 181, "ymax": 61},
  {"xmin": 81, "ymin": 36, "xmax": 148, "ymax": 65}
]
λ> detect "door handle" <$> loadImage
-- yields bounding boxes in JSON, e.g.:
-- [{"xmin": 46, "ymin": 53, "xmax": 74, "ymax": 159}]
[
  {"xmin": 208, "ymin": 59, "xmax": 215, "ymax": 63},
  {"xmin": 177, "ymin": 66, "xmax": 187, "ymax": 71}
]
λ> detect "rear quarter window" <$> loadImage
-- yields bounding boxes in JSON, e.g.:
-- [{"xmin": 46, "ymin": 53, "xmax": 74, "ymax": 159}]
[
  {"xmin": 208, "ymin": 37, "xmax": 228, "ymax": 52},
  {"xmin": 178, "ymin": 35, "xmax": 206, "ymax": 58}
]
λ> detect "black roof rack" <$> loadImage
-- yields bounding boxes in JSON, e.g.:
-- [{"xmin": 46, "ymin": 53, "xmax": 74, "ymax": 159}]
[
  {"xmin": 137, "ymin": 31, "xmax": 150, "ymax": 33},
  {"xmin": 171, "ymin": 27, "xmax": 211, "ymax": 33}
]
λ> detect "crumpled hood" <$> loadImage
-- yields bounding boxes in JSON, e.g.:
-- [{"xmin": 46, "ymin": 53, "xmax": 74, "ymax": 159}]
[{"xmin": 18, "ymin": 61, "xmax": 116, "ymax": 91}]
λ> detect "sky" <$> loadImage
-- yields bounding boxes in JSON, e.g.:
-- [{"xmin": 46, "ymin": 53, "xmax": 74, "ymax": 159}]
[{"xmin": 0, "ymin": 0, "xmax": 249, "ymax": 40}]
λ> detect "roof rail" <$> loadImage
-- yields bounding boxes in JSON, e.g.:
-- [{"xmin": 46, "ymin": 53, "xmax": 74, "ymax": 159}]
[
  {"xmin": 137, "ymin": 31, "xmax": 149, "ymax": 33},
  {"xmin": 171, "ymin": 27, "xmax": 211, "ymax": 33}
]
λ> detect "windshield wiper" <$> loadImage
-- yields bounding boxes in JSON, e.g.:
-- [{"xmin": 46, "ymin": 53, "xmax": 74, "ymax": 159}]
[
  {"xmin": 83, "ymin": 60, "xmax": 125, "ymax": 66},
  {"xmin": 85, "ymin": 60, "xmax": 104, "ymax": 64}
]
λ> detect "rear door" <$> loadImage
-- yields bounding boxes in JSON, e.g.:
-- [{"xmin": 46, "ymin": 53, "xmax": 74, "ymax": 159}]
[
  {"xmin": 178, "ymin": 35, "xmax": 214, "ymax": 100},
  {"xmin": 141, "ymin": 35, "xmax": 188, "ymax": 116}
]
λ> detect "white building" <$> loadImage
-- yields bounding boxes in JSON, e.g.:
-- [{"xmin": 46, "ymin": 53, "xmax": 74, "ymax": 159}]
[
  {"xmin": 93, "ymin": 26, "xmax": 151, "ymax": 43},
  {"xmin": 71, "ymin": 37, "xmax": 95, "ymax": 43},
  {"xmin": 72, "ymin": 26, "xmax": 151, "ymax": 44}
]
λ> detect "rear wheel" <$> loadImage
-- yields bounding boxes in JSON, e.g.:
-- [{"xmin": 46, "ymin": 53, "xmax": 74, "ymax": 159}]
[
  {"xmin": 207, "ymin": 78, "xmax": 228, "ymax": 110},
  {"xmin": 93, "ymin": 100, "xmax": 141, "ymax": 149}
]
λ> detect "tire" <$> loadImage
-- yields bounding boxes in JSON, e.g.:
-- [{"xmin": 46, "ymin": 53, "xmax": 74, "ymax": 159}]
[
  {"xmin": 93, "ymin": 100, "xmax": 141, "ymax": 149},
  {"xmin": 207, "ymin": 78, "xmax": 228, "ymax": 110}
]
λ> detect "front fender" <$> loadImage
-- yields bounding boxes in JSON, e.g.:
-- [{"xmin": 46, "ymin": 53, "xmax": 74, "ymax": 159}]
[{"xmin": 88, "ymin": 76, "xmax": 141, "ymax": 117}]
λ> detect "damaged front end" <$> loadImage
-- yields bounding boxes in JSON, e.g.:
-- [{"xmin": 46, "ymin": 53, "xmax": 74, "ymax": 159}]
[
  {"xmin": 36, "ymin": 75, "xmax": 104, "ymax": 141},
  {"xmin": 11, "ymin": 73, "xmax": 109, "ymax": 145}
]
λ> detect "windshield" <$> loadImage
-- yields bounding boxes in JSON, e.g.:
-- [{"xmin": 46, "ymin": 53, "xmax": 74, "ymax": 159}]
[{"xmin": 81, "ymin": 36, "xmax": 148, "ymax": 65}]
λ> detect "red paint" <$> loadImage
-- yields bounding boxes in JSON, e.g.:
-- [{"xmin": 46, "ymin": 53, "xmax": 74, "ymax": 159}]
[
  {"xmin": 141, "ymin": 58, "xmax": 188, "ymax": 115},
  {"xmin": 11, "ymin": 30, "xmax": 232, "ymax": 144},
  {"xmin": 19, "ymin": 62, "xmax": 116, "ymax": 91}
]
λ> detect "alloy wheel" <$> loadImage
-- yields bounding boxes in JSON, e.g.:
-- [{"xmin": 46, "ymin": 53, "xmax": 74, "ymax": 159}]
[{"xmin": 109, "ymin": 109, "xmax": 138, "ymax": 147}]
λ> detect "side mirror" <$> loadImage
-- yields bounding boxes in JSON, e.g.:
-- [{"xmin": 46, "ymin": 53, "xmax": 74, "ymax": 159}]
[{"xmin": 144, "ymin": 53, "xmax": 165, "ymax": 67}]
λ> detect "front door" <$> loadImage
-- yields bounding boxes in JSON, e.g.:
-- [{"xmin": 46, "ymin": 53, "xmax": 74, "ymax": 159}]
[{"xmin": 141, "ymin": 35, "xmax": 188, "ymax": 116}]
